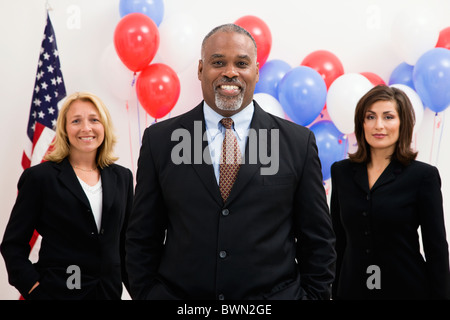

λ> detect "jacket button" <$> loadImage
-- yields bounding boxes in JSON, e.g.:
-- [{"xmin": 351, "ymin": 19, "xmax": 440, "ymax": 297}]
[
  {"xmin": 100, "ymin": 228, "xmax": 104, "ymax": 234},
  {"xmin": 221, "ymin": 209, "xmax": 229, "ymax": 216},
  {"xmin": 219, "ymin": 251, "xmax": 227, "ymax": 258},
  {"xmin": 362, "ymin": 211, "xmax": 367, "ymax": 216},
  {"xmin": 218, "ymin": 294, "xmax": 225, "ymax": 300}
]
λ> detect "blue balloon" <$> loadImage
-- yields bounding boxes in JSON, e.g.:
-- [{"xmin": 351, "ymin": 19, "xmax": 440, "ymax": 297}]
[
  {"xmin": 413, "ymin": 48, "xmax": 450, "ymax": 113},
  {"xmin": 255, "ymin": 59, "xmax": 291, "ymax": 99},
  {"xmin": 277, "ymin": 66, "xmax": 327, "ymax": 126},
  {"xmin": 389, "ymin": 62, "xmax": 415, "ymax": 90},
  {"xmin": 119, "ymin": 0, "xmax": 164, "ymax": 27},
  {"xmin": 310, "ymin": 120, "xmax": 347, "ymax": 181}
]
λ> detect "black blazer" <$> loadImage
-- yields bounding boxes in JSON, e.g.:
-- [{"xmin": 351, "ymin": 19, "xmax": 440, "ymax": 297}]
[
  {"xmin": 1, "ymin": 158, "xmax": 134, "ymax": 299},
  {"xmin": 330, "ymin": 158, "xmax": 450, "ymax": 299},
  {"xmin": 126, "ymin": 101, "xmax": 336, "ymax": 300}
]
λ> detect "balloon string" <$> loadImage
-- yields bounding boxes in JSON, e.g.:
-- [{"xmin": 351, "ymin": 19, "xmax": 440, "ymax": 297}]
[
  {"xmin": 344, "ymin": 134, "xmax": 349, "ymax": 158},
  {"xmin": 132, "ymin": 72, "xmax": 142, "ymax": 147},
  {"xmin": 436, "ymin": 111, "xmax": 445, "ymax": 166},
  {"xmin": 429, "ymin": 112, "xmax": 441, "ymax": 165},
  {"xmin": 323, "ymin": 180, "xmax": 331, "ymax": 196},
  {"xmin": 126, "ymin": 100, "xmax": 136, "ymax": 184},
  {"xmin": 412, "ymin": 132, "xmax": 417, "ymax": 151},
  {"xmin": 338, "ymin": 133, "xmax": 349, "ymax": 159},
  {"xmin": 429, "ymin": 113, "xmax": 436, "ymax": 163}
]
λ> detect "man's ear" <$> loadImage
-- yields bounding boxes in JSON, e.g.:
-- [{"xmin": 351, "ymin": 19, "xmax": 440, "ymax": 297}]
[
  {"xmin": 197, "ymin": 59, "xmax": 203, "ymax": 81},
  {"xmin": 255, "ymin": 62, "xmax": 260, "ymax": 83}
]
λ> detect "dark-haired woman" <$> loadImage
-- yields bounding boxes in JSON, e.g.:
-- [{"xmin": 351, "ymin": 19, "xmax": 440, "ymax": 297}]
[{"xmin": 330, "ymin": 85, "xmax": 449, "ymax": 299}]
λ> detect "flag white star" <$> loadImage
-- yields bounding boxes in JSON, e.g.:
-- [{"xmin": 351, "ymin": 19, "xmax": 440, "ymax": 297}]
[
  {"xmin": 44, "ymin": 94, "xmax": 51, "ymax": 102},
  {"xmin": 33, "ymin": 98, "xmax": 41, "ymax": 107},
  {"xmin": 38, "ymin": 111, "xmax": 45, "ymax": 119}
]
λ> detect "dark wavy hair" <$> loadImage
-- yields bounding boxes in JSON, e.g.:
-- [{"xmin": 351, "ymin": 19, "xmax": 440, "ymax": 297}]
[{"xmin": 348, "ymin": 85, "xmax": 418, "ymax": 165}]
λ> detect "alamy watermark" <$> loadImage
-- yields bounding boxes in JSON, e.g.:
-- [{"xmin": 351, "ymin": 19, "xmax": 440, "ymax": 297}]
[
  {"xmin": 66, "ymin": 265, "xmax": 81, "ymax": 290},
  {"xmin": 366, "ymin": 265, "xmax": 381, "ymax": 290},
  {"xmin": 170, "ymin": 121, "xmax": 279, "ymax": 176}
]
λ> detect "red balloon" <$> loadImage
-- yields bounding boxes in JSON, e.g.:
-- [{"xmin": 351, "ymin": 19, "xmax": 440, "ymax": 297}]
[
  {"xmin": 136, "ymin": 63, "xmax": 181, "ymax": 119},
  {"xmin": 301, "ymin": 50, "xmax": 344, "ymax": 89},
  {"xmin": 436, "ymin": 26, "xmax": 450, "ymax": 50},
  {"xmin": 114, "ymin": 13, "xmax": 160, "ymax": 72},
  {"xmin": 360, "ymin": 72, "xmax": 385, "ymax": 86},
  {"xmin": 234, "ymin": 15, "xmax": 272, "ymax": 68}
]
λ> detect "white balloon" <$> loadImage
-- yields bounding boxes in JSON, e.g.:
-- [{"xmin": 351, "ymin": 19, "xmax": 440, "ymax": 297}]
[
  {"xmin": 390, "ymin": 6, "xmax": 440, "ymax": 66},
  {"xmin": 99, "ymin": 43, "xmax": 135, "ymax": 100},
  {"xmin": 326, "ymin": 73, "xmax": 373, "ymax": 134},
  {"xmin": 157, "ymin": 13, "xmax": 201, "ymax": 74},
  {"xmin": 254, "ymin": 93, "xmax": 286, "ymax": 119},
  {"xmin": 390, "ymin": 83, "xmax": 424, "ymax": 133}
]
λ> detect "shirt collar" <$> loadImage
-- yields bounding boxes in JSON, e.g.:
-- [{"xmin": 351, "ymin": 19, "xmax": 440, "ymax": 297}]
[{"xmin": 203, "ymin": 101, "xmax": 254, "ymax": 141}]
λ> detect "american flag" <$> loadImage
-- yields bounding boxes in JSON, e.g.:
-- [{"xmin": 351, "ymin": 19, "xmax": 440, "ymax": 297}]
[
  {"xmin": 19, "ymin": 14, "xmax": 66, "ymax": 292},
  {"xmin": 22, "ymin": 13, "xmax": 66, "ymax": 170}
]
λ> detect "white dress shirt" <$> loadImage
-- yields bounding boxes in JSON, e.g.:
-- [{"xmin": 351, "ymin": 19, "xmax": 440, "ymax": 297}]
[
  {"xmin": 77, "ymin": 177, "xmax": 103, "ymax": 232},
  {"xmin": 203, "ymin": 102, "xmax": 254, "ymax": 184}
]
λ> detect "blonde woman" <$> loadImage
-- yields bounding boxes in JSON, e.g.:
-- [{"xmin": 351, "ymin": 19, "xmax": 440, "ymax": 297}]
[{"xmin": 1, "ymin": 92, "xmax": 133, "ymax": 299}]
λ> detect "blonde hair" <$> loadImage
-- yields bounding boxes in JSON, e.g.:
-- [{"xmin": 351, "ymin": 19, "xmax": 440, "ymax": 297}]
[{"xmin": 45, "ymin": 91, "xmax": 118, "ymax": 168}]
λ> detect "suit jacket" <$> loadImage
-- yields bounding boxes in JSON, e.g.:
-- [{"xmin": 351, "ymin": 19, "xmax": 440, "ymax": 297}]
[
  {"xmin": 126, "ymin": 101, "xmax": 336, "ymax": 300},
  {"xmin": 330, "ymin": 158, "xmax": 450, "ymax": 299},
  {"xmin": 1, "ymin": 158, "xmax": 133, "ymax": 299}
]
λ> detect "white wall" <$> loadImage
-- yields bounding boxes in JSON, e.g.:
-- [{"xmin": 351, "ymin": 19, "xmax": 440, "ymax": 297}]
[{"xmin": 0, "ymin": 0, "xmax": 449, "ymax": 299}]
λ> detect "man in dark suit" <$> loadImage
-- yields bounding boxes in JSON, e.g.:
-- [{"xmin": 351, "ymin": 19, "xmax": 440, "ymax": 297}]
[{"xmin": 126, "ymin": 23, "xmax": 336, "ymax": 300}]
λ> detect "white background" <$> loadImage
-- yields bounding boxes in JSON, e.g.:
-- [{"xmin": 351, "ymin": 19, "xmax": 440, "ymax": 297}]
[{"xmin": 0, "ymin": 0, "xmax": 449, "ymax": 299}]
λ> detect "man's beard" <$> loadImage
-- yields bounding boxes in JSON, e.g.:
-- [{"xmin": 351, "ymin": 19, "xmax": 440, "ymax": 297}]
[
  {"xmin": 214, "ymin": 78, "xmax": 245, "ymax": 111},
  {"xmin": 215, "ymin": 93, "xmax": 244, "ymax": 111}
]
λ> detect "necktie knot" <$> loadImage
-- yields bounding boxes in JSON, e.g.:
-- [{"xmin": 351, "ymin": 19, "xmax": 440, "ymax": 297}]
[{"xmin": 221, "ymin": 118, "xmax": 234, "ymax": 130}]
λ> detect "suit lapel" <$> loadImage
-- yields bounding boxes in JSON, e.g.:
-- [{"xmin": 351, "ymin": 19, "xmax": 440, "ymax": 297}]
[
  {"xmin": 57, "ymin": 158, "xmax": 91, "ymax": 209},
  {"xmin": 181, "ymin": 101, "xmax": 276, "ymax": 206},
  {"xmin": 352, "ymin": 162, "xmax": 370, "ymax": 193},
  {"xmin": 351, "ymin": 159, "xmax": 403, "ymax": 193},
  {"xmin": 225, "ymin": 102, "xmax": 275, "ymax": 205},
  {"xmin": 371, "ymin": 159, "xmax": 402, "ymax": 191},
  {"xmin": 180, "ymin": 103, "xmax": 223, "ymax": 205},
  {"xmin": 100, "ymin": 165, "xmax": 117, "ymax": 218}
]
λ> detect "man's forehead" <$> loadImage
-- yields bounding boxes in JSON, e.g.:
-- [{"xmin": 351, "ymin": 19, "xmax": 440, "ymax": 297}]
[{"xmin": 202, "ymin": 32, "xmax": 256, "ymax": 57}]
